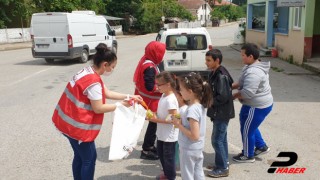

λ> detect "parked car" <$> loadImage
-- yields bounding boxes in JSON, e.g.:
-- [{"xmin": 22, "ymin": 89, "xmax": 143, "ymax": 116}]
[
  {"xmin": 30, "ymin": 11, "xmax": 117, "ymax": 64},
  {"xmin": 158, "ymin": 27, "xmax": 212, "ymax": 78}
]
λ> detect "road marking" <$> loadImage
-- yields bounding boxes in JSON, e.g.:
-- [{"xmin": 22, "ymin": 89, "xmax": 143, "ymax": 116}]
[{"xmin": 4, "ymin": 67, "xmax": 55, "ymax": 87}]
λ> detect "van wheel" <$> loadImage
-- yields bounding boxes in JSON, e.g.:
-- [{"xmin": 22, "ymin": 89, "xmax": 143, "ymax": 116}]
[
  {"xmin": 79, "ymin": 49, "xmax": 89, "ymax": 63},
  {"xmin": 45, "ymin": 58, "xmax": 54, "ymax": 64},
  {"xmin": 112, "ymin": 46, "xmax": 117, "ymax": 54}
]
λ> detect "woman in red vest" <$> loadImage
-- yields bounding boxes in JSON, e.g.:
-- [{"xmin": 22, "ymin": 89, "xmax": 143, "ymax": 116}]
[
  {"xmin": 133, "ymin": 41, "xmax": 166, "ymax": 160},
  {"xmin": 52, "ymin": 43, "xmax": 142, "ymax": 180}
]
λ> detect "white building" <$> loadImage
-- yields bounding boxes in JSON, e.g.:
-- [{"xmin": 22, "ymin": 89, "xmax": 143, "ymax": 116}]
[{"xmin": 178, "ymin": 0, "xmax": 212, "ymax": 26}]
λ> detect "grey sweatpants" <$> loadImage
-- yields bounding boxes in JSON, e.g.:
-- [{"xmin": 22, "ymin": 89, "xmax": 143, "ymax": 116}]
[{"xmin": 179, "ymin": 148, "xmax": 205, "ymax": 180}]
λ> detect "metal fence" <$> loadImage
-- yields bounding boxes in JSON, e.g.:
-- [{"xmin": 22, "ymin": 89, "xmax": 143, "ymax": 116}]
[{"xmin": 164, "ymin": 21, "xmax": 202, "ymax": 29}]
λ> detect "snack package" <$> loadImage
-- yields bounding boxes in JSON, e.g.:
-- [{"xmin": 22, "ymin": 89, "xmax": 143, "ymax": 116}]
[{"xmin": 146, "ymin": 109, "xmax": 154, "ymax": 119}]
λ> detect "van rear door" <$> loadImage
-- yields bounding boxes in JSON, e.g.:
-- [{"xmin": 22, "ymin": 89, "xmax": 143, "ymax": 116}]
[
  {"xmin": 32, "ymin": 13, "xmax": 68, "ymax": 53},
  {"xmin": 163, "ymin": 33, "xmax": 192, "ymax": 72},
  {"xmin": 190, "ymin": 34, "xmax": 209, "ymax": 71}
]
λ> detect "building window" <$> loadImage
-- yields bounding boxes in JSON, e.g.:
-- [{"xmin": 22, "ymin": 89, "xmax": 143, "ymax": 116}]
[
  {"xmin": 274, "ymin": 6, "xmax": 289, "ymax": 34},
  {"xmin": 293, "ymin": 7, "xmax": 302, "ymax": 29},
  {"xmin": 251, "ymin": 3, "xmax": 266, "ymax": 31},
  {"xmin": 200, "ymin": 15, "xmax": 203, "ymax": 20}
]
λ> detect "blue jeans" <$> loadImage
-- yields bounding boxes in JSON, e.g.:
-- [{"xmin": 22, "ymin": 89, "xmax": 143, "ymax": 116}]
[
  {"xmin": 211, "ymin": 119, "xmax": 229, "ymax": 169},
  {"xmin": 157, "ymin": 140, "xmax": 176, "ymax": 180},
  {"xmin": 65, "ymin": 135, "xmax": 97, "ymax": 180}
]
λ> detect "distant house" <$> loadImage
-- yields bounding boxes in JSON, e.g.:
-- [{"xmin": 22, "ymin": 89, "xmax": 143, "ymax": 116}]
[
  {"xmin": 178, "ymin": 0, "xmax": 212, "ymax": 25},
  {"xmin": 246, "ymin": 0, "xmax": 320, "ymax": 64},
  {"xmin": 212, "ymin": 0, "xmax": 237, "ymax": 6}
]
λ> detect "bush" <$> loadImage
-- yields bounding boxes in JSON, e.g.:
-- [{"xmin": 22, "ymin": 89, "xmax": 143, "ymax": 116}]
[{"xmin": 211, "ymin": 5, "xmax": 245, "ymax": 22}]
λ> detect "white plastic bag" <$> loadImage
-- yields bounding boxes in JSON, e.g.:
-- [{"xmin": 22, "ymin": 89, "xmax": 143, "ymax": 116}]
[{"xmin": 108, "ymin": 102, "xmax": 146, "ymax": 160}]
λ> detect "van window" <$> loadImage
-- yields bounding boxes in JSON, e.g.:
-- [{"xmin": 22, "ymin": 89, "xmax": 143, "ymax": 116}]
[
  {"xmin": 106, "ymin": 24, "xmax": 112, "ymax": 33},
  {"xmin": 166, "ymin": 35, "xmax": 207, "ymax": 51},
  {"xmin": 193, "ymin": 35, "xmax": 207, "ymax": 50}
]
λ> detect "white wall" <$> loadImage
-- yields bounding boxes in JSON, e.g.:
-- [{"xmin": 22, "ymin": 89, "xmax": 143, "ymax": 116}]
[
  {"xmin": 0, "ymin": 28, "xmax": 31, "ymax": 43},
  {"xmin": 0, "ymin": 26, "xmax": 122, "ymax": 43},
  {"xmin": 110, "ymin": 25, "xmax": 123, "ymax": 35}
]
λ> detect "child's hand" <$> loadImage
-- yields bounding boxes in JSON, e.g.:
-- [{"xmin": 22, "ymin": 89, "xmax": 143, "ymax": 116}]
[
  {"xmin": 145, "ymin": 110, "xmax": 156, "ymax": 121},
  {"xmin": 172, "ymin": 115, "xmax": 181, "ymax": 128}
]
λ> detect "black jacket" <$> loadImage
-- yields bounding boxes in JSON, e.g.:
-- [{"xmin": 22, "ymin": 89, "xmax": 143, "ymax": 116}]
[{"xmin": 207, "ymin": 66, "xmax": 235, "ymax": 121}]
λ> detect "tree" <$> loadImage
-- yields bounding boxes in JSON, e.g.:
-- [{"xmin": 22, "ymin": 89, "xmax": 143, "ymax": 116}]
[
  {"xmin": 32, "ymin": 0, "xmax": 106, "ymax": 13},
  {"xmin": 163, "ymin": 0, "xmax": 194, "ymax": 20},
  {"xmin": 105, "ymin": 0, "xmax": 141, "ymax": 17},
  {"xmin": 0, "ymin": 0, "xmax": 15, "ymax": 28},
  {"xmin": 0, "ymin": 0, "xmax": 106, "ymax": 28},
  {"xmin": 105, "ymin": 0, "xmax": 193, "ymax": 33},
  {"xmin": 210, "ymin": 8, "xmax": 225, "ymax": 21},
  {"xmin": 137, "ymin": 0, "xmax": 194, "ymax": 33},
  {"xmin": 211, "ymin": 5, "xmax": 245, "ymax": 22}
]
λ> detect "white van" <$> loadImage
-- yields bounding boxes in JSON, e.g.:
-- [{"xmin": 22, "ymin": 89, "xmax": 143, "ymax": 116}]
[
  {"xmin": 159, "ymin": 28, "xmax": 212, "ymax": 77},
  {"xmin": 30, "ymin": 11, "xmax": 117, "ymax": 63}
]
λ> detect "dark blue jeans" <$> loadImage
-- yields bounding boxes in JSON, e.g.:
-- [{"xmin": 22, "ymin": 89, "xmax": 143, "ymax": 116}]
[
  {"xmin": 157, "ymin": 140, "xmax": 176, "ymax": 180},
  {"xmin": 66, "ymin": 135, "xmax": 97, "ymax": 180},
  {"xmin": 211, "ymin": 119, "xmax": 229, "ymax": 169}
]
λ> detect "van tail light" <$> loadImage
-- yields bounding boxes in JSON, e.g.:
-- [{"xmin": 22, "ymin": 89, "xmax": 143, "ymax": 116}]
[
  {"xmin": 67, "ymin": 34, "xmax": 73, "ymax": 48},
  {"xmin": 209, "ymin": 45, "xmax": 213, "ymax": 50}
]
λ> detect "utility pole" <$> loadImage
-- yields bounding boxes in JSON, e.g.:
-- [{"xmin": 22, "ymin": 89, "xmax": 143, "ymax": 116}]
[
  {"xmin": 205, "ymin": 1, "xmax": 207, "ymax": 27},
  {"xmin": 161, "ymin": 0, "xmax": 165, "ymax": 27}
]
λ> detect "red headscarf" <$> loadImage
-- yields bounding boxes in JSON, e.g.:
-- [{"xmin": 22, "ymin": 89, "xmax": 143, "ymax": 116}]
[{"xmin": 133, "ymin": 41, "xmax": 166, "ymax": 83}]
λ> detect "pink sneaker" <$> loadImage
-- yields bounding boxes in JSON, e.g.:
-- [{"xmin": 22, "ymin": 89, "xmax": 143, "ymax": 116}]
[{"xmin": 155, "ymin": 174, "xmax": 168, "ymax": 180}]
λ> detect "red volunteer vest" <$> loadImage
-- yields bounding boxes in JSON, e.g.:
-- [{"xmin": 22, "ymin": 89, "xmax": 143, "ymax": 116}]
[
  {"xmin": 52, "ymin": 67, "xmax": 106, "ymax": 142},
  {"xmin": 134, "ymin": 60, "xmax": 162, "ymax": 112}
]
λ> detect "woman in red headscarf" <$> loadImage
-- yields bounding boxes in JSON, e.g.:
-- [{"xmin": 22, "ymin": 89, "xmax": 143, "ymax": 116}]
[{"xmin": 133, "ymin": 41, "xmax": 166, "ymax": 160}]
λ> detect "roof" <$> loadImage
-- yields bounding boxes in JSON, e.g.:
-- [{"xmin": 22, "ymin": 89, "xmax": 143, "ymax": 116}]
[
  {"xmin": 178, "ymin": 0, "xmax": 206, "ymax": 10},
  {"xmin": 213, "ymin": 0, "xmax": 237, "ymax": 6},
  {"xmin": 102, "ymin": 15, "xmax": 124, "ymax": 21}
]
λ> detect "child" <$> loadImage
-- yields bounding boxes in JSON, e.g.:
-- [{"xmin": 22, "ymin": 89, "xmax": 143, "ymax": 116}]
[
  {"xmin": 173, "ymin": 78, "xmax": 188, "ymax": 171},
  {"xmin": 147, "ymin": 71, "xmax": 179, "ymax": 180},
  {"xmin": 205, "ymin": 49, "xmax": 235, "ymax": 178},
  {"xmin": 232, "ymin": 43, "xmax": 273, "ymax": 163},
  {"xmin": 172, "ymin": 72, "xmax": 213, "ymax": 180}
]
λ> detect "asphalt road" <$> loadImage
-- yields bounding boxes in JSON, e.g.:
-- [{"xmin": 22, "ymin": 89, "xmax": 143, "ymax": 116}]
[{"xmin": 0, "ymin": 23, "xmax": 320, "ymax": 180}]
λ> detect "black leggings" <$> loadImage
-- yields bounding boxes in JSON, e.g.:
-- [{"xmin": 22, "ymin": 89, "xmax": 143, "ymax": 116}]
[{"xmin": 142, "ymin": 121, "xmax": 157, "ymax": 151}]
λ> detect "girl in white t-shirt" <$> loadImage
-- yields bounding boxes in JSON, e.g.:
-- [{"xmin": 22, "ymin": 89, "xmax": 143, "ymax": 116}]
[{"xmin": 147, "ymin": 71, "xmax": 179, "ymax": 180}]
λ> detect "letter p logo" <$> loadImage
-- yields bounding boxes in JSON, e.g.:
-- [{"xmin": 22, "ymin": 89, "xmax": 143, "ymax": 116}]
[{"xmin": 268, "ymin": 152, "xmax": 298, "ymax": 173}]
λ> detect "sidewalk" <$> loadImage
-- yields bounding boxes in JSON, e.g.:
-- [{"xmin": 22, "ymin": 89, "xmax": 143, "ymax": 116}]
[
  {"xmin": 229, "ymin": 44, "xmax": 320, "ymax": 75},
  {"xmin": 0, "ymin": 42, "xmax": 32, "ymax": 51}
]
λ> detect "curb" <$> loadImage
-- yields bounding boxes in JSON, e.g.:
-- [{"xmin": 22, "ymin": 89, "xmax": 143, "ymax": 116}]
[
  {"xmin": 0, "ymin": 42, "xmax": 32, "ymax": 51},
  {"xmin": 302, "ymin": 63, "xmax": 320, "ymax": 75}
]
